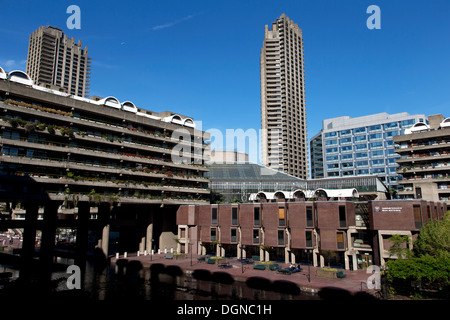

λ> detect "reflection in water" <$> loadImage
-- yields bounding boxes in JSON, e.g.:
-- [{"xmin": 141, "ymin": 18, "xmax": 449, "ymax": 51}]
[
  {"xmin": 1, "ymin": 260, "xmax": 319, "ymax": 300},
  {"xmin": 77, "ymin": 261, "xmax": 318, "ymax": 300}
]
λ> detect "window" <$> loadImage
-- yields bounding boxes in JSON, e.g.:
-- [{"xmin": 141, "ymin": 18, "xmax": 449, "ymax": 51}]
[
  {"xmin": 305, "ymin": 231, "xmax": 313, "ymax": 247},
  {"xmin": 401, "ymin": 119, "xmax": 415, "ymax": 128},
  {"xmin": 339, "ymin": 206, "xmax": 346, "ymax": 227},
  {"xmin": 355, "ymin": 152, "xmax": 368, "ymax": 159},
  {"xmin": 278, "ymin": 207, "xmax": 286, "ymax": 226},
  {"xmin": 210, "ymin": 228, "xmax": 217, "ymax": 242},
  {"xmin": 326, "ymin": 155, "xmax": 339, "ymax": 162},
  {"xmin": 383, "ymin": 122, "xmax": 398, "ymax": 130},
  {"xmin": 371, "ymin": 150, "xmax": 384, "ymax": 158},
  {"xmin": 341, "ymin": 154, "xmax": 353, "ymax": 161},
  {"xmin": 211, "ymin": 208, "xmax": 218, "ymax": 225},
  {"xmin": 353, "ymin": 127, "xmax": 366, "ymax": 135},
  {"xmin": 414, "ymin": 205, "xmax": 422, "ymax": 229},
  {"xmin": 254, "ymin": 207, "xmax": 261, "ymax": 226},
  {"xmin": 231, "ymin": 228, "xmax": 237, "ymax": 243},
  {"xmin": 356, "ymin": 169, "xmax": 369, "ymax": 175},
  {"xmin": 326, "ymin": 147, "xmax": 338, "ymax": 154},
  {"xmin": 384, "ymin": 131, "xmax": 398, "ymax": 138},
  {"xmin": 369, "ymin": 133, "xmax": 383, "ymax": 141},
  {"xmin": 371, "ymin": 159, "xmax": 385, "ymax": 166},
  {"xmin": 278, "ymin": 230, "xmax": 285, "ymax": 245},
  {"xmin": 369, "ymin": 141, "xmax": 383, "ymax": 149},
  {"xmin": 356, "ymin": 160, "xmax": 368, "ymax": 168},
  {"xmin": 340, "ymin": 145, "xmax": 352, "ymax": 153},
  {"xmin": 232, "ymin": 207, "xmax": 238, "ymax": 225},
  {"xmin": 354, "ymin": 135, "xmax": 367, "ymax": 142},
  {"xmin": 324, "ymin": 131, "xmax": 337, "ymax": 138},
  {"xmin": 368, "ymin": 124, "xmax": 381, "ymax": 132},
  {"xmin": 253, "ymin": 229, "xmax": 260, "ymax": 244},
  {"xmin": 337, "ymin": 232, "xmax": 345, "ymax": 249},
  {"xmin": 306, "ymin": 206, "xmax": 313, "ymax": 227}
]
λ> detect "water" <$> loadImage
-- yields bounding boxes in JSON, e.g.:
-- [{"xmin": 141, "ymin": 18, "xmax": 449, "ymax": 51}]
[
  {"xmin": 79, "ymin": 262, "xmax": 319, "ymax": 300},
  {"xmin": 0, "ymin": 261, "xmax": 318, "ymax": 300}
]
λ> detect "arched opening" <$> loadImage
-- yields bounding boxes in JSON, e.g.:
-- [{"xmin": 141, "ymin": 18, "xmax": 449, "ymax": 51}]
[
  {"xmin": 256, "ymin": 192, "xmax": 267, "ymax": 201},
  {"xmin": 314, "ymin": 189, "xmax": 328, "ymax": 198},
  {"xmin": 8, "ymin": 70, "xmax": 33, "ymax": 86},
  {"xmin": 101, "ymin": 96, "xmax": 121, "ymax": 109},
  {"xmin": 122, "ymin": 101, "xmax": 138, "ymax": 113},
  {"xmin": 274, "ymin": 191, "xmax": 286, "ymax": 199},
  {"xmin": 440, "ymin": 118, "xmax": 450, "ymax": 129},
  {"xmin": 0, "ymin": 66, "xmax": 6, "ymax": 79},
  {"xmin": 293, "ymin": 189, "xmax": 306, "ymax": 199}
]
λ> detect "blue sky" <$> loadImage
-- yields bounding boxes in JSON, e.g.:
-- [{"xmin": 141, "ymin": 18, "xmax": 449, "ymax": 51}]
[{"xmin": 1, "ymin": 0, "xmax": 449, "ymax": 161}]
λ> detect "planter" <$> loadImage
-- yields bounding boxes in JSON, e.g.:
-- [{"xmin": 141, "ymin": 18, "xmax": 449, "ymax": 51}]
[
  {"xmin": 208, "ymin": 257, "xmax": 226, "ymax": 264},
  {"xmin": 316, "ymin": 268, "xmax": 337, "ymax": 279},
  {"xmin": 172, "ymin": 253, "xmax": 186, "ymax": 260}
]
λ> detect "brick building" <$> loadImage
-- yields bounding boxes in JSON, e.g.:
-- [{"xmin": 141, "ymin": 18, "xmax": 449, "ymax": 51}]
[{"xmin": 177, "ymin": 199, "xmax": 447, "ymax": 270}]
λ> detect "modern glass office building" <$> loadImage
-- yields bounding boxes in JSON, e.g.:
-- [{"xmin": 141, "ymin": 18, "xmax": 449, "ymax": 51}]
[{"xmin": 310, "ymin": 112, "xmax": 427, "ymax": 189}]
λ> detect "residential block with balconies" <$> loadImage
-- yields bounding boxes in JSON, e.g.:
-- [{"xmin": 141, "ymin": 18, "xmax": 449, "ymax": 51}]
[{"xmin": 394, "ymin": 114, "xmax": 450, "ymax": 205}]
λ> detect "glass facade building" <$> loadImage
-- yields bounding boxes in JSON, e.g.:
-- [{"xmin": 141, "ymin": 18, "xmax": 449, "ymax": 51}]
[{"xmin": 310, "ymin": 112, "xmax": 427, "ymax": 188}]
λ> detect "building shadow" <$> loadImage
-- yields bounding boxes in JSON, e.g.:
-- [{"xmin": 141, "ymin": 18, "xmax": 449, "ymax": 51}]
[
  {"xmin": 246, "ymin": 276, "xmax": 272, "ymax": 291},
  {"xmin": 211, "ymin": 271, "xmax": 234, "ymax": 285},
  {"xmin": 272, "ymin": 280, "xmax": 301, "ymax": 295},
  {"xmin": 192, "ymin": 269, "xmax": 212, "ymax": 281},
  {"xmin": 318, "ymin": 287, "xmax": 353, "ymax": 300}
]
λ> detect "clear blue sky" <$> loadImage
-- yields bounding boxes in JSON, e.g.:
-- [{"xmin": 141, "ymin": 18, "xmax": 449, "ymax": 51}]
[{"xmin": 1, "ymin": 0, "xmax": 449, "ymax": 162}]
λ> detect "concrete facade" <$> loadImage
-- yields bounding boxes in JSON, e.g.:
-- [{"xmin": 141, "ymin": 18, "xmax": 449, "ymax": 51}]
[
  {"xmin": 310, "ymin": 112, "xmax": 427, "ymax": 189},
  {"xmin": 261, "ymin": 14, "xmax": 308, "ymax": 179},
  {"xmin": 26, "ymin": 26, "xmax": 91, "ymax": 97},
  {"xmin": 394, "ymin": 114, "xmax": 450, "ymax": 205},
  {"xmin": 0, "ymin": 72, "xmax": 210, "ymax": 283}
]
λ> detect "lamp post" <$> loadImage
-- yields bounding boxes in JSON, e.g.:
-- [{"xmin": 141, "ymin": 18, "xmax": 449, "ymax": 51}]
[
  {"xmin": 189, "ymin": 241, "xmax": 193, "ymax": 266},
  {"xmin": 241, "ymin": 244, "xmax": 246, "ymax": 274},
  {"xmin": 150, "ymin": 238, "xmax": 154, "ymax": 261},
  {"xmin": 305, "ymin": 249, "xmax": 312, "ymax": 282}
]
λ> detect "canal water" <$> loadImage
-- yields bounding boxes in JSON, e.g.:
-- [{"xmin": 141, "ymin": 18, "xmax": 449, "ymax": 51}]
[{"xmin": 1, "ymin": 258, "xmax": 319, "ymax": 300}]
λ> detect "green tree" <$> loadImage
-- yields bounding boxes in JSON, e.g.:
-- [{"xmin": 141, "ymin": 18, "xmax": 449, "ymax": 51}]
[
  {"xmin": 386, "ymin": 255, "xmax": 450, "ymax": 286},
  {"xmin": 385, "ymin": 212, "xmax": 450, "ymax": 297},
  {"xmin": 413, "ymin": 211, "xmax": 450, "ymax": 258},
  {"xmin": 388, "ymin": 234, "xmax": 412, "ymax": 259}
]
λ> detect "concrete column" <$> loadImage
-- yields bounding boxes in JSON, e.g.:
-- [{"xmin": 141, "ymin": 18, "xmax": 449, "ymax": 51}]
[
  {"xmin": 39, "ymin": 202, "xmax": 59, "ymax": 286},
  {"xmin": 312, "ymin": 249, "xmax": 319, "ymax": 267},
  {"xmin": 101, "ymin": 224, "xmax": 110, "ymax": 257},
  {"xmin": 19, "ymin": 202, "xmax": 39, "ymax": 282},
  {"xmin": 97, "ymin": 203, "xmax": 111, "ymax": 258},
  {"xmin": 75, "ymin": 202, "xmax": 90, "ymax": 277},
  {"xmin": 259, "ymin": 247, "xmax": 264, "ymax": 262},
  {"xmin": 145, "ymin": 221, "xmax": 154, "ymax": 253}
]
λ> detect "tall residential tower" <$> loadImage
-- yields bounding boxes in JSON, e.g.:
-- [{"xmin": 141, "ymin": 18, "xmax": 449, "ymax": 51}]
[
  {"xmin": 26, "ymin": 26, "xmax": 91, "ymax": 97},
  {"xmin": 260, "ymin": 14, "xmax": 307, "ymax": 179}
]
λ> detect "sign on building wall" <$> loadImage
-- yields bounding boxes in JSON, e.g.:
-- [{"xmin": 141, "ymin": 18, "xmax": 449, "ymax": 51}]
[{"xmin": 374, "ymin": 206, "xmax": 403, "ymax": 213}]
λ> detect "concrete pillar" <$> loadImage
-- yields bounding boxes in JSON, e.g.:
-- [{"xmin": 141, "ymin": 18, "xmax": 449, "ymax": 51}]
[
  {"xmin": 264, "ymin": 249, "xmax": 270, "ymax": 262},
  {"xmin": 101, "ymin": 224, "xmax": 110, "ymax": 257},
  {"xmin": 98, "ymin": 203, "xmax": 111, "ymax": 258},
  {"xmin": 39, "ymin": 202, "xmax": 59, "ymax": 286},
  {"xmin": 75, "ymin": 202, "xmax": 90, "ymax": 278},
  {"xmin": 145, "ymin": 221, "xmax": 154, "ymax": 253},
  {"xmin": 19, "ymin": 202, "xmax": 39, "ymax": 282}
]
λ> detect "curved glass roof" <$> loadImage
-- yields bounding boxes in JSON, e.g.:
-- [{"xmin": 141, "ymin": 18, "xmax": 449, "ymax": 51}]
[{"xmin": 207, "ymin": 163, "xmax": 304, "ymax": 182}]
